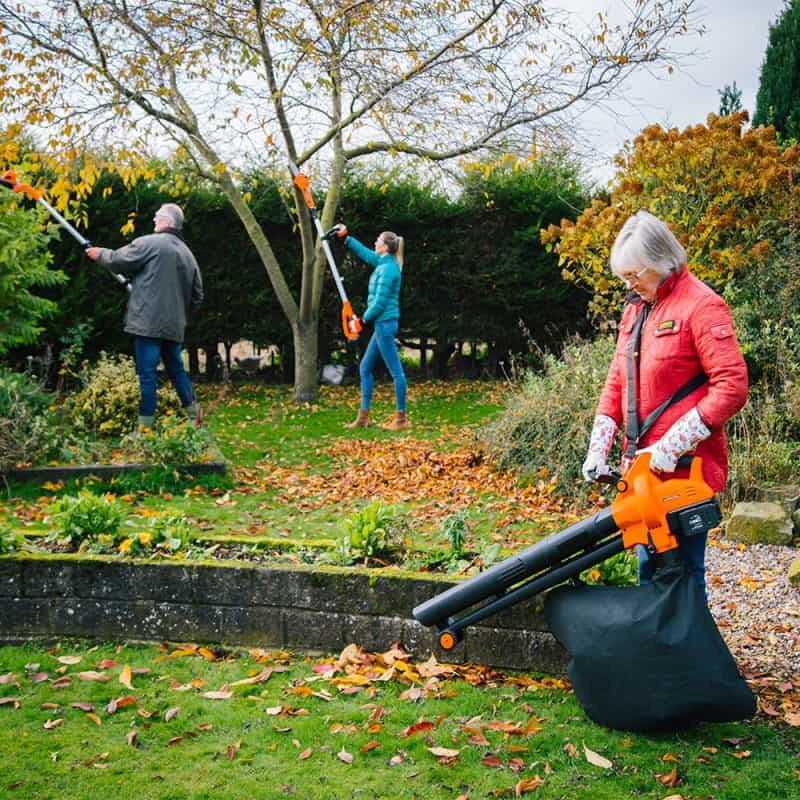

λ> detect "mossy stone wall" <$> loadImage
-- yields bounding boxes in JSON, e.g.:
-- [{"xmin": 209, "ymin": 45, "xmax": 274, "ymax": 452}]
[{"xmin": 0, "ymin": 555, "xmax": 566, "ymax": 673}]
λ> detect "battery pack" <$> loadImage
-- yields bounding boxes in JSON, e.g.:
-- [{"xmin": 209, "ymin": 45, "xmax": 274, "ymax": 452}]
[{"xmin": 666, "ymin": 498, "xmax": 722, "ymax": 538}]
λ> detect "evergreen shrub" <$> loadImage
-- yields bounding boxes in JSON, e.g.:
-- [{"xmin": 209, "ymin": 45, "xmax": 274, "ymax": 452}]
[{"xmin": 68, "ymin": 352, "xmax": 181, "ymax": 436}]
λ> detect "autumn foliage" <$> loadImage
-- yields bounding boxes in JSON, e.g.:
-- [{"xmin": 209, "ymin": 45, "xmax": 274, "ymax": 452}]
[{"xmin": 541, "ymin": 112, "xmax": 800, "ymax": 318}]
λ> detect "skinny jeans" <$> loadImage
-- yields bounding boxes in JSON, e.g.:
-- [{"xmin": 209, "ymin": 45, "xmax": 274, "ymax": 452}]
[{"xmin": 359, "ymin": 319, "xmax": 406, "ymax": 412}]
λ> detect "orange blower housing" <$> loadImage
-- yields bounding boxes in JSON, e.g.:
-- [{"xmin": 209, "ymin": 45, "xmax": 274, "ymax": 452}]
[{"xmin": 610, "ymin": 452, "xmax": 718, "ymax": 555}]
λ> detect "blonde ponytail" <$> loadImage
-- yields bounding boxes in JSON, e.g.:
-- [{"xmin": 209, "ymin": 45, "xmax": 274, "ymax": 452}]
[{"xmin": 382, "ymin": 231, "xmax": 404, "ymax": 270}]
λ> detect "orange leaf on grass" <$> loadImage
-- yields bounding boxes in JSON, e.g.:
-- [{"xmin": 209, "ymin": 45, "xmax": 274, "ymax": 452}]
[
  {"xmin": 299, "ymin": 747, "xmax": 313, "ymax": 760},
  {"xmin": 655, "ymin": 766, "xmax": 681, "ymax": 787},
  {"xmin": 402, "ymin": 720, "xmax": 434, "ymax": 737},
  {"xmin": 481, "ymin": 754, "xmax": 503, "ymax": 768},
  {"xmin": 360, "ymin": 741, "xmax": 380, "ymax": 753},
  {"xmin": 106, "ymin": 695, "xmax": 137, "ymax": 714},
  {"xmin": 119, "ymin": 665, "xmax": 134, "ymax": 690},
  {"xmin": 514, "ymin": 776, "xmax": 544, "ymax": 795}
]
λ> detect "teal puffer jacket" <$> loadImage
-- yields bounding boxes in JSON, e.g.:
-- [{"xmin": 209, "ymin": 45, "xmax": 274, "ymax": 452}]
[{"xmin": 346, "ymin": 235, "xmax": 402, "ymax": 323}]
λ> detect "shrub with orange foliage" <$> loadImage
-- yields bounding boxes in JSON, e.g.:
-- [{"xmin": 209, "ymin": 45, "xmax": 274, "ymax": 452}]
[{"xmin": 541, "ymin": 112, "xmax": 800, "ymax": 319}]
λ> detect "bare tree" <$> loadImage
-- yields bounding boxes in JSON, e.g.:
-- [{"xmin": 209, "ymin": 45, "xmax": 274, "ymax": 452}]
[{"xmin": 0, "ymin": 0, "xmax": 699, "ymax": 400}]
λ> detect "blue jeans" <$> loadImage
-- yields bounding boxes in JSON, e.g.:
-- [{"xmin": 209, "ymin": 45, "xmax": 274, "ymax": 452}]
[
  {"xmin": 133, "ymin": 336, "xmax": 195, "ymax": 416},
  {"xmin": 636, "ymin": 528, "xmax": 708, "ymax": 602},
  {"xmin": 359, "ymin": 319, "xmax": 406, "ymax": 412}
]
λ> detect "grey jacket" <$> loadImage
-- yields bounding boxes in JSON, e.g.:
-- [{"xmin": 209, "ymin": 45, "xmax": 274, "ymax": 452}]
[{"xmin": 96, "ymin": 231, "xmax": 203, "ymax": 342}]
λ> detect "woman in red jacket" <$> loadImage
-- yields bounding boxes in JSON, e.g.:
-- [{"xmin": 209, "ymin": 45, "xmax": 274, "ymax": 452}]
[{"xmin": 581, "ymin": 211, "xmax": 748, "ymax": 599}]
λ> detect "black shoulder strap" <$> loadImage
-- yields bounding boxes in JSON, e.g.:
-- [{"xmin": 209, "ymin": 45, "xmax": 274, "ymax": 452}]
[
  {"xmin": 638, "ymin": 371, "xmax": 709, "ymax": 441},
  {"xmin": 624, "ymin": 305, "xmax": 649, "ymax": 457},
  {"xmin": 624, "ymin": 301, "xmax": 709, "ymax": 456}
]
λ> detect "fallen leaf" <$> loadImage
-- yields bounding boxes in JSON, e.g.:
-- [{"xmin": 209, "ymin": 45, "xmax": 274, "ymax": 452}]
[
  {"xmin": 655, "ymin": 766, "xmax": 681, "ymax": 787},
  {"xmin": 78, "ymin": 671, "xmax": 110, "ymax": 683},
  {"xmin": 70, "ymin": 702, "xmax": 94, "ymax": 712},
  {"xmin": 428, "ymin": 746, "xmax": 460, "ymax": 760},
  {"xmin": 481, "ymin": 754, "xmax": 503, "ymax": 768},
  {"xmin": 126, "ymin": 731, "xmax": 138, "ymax": 747},
  {"xmin": 43, "ymin": 718, "xmax": 64, "ymax": 729},
  {"xmin": 402, "ymin": 721, "xmax": 434, "ymax": 737},
  {"xmin": 97, "ymin": 659, "xmax": 118, "ymax": 669},
  {"xmin": 86, "ymin": 713, "xmax": 102, "ymax": 726},
  {"xmin": 338, "ymin": 747, "xmax": 353, "ymax": 764},
  {"xmin": 57, "ymin": 656, "xmax": 81, "ymax": 665},
  {"xmin": 299, "ymin": 747, "xmax": 313, "ymax": 760},
  {"xmin": 731, "ymin": 750, "xmax": 752, "ymax": 760},
  {"xmin": 389, "ymin": 753, "xmax": 405, "ymax": 766},
  {"xmin": 196, "ymin": 723, "xmax": 213, "ymax": 731},
  {"xmin": 106, "ymin": 695, "xmax": 137, "ymax": 714},
  {"xmin": 165, "ymin": 707, "xmax": 180, "ymax": 722},
  {"xmin": 515, "ymin": 776, "xmax": 545, "ymax": 795},
  {"xmin": 202, "ymin": 690, "xmax": 233, "ymax": 700},
  {"xmin": 119, "ymin": 665, "xmax": 133, "ymax": 690},
  {"xmin": 0, "ymin": 673, "xmax": 17, "ymax": 685},
  {"xmin": 166, "ymin": 737, "xmax": 184, "ymax": 746},
  {"xmin": 583, "ymin": 743, "xmax": 613, "ymax": 769},
  {"xmin": 359, "ymin": 741, "xmax": 380, "ymax": 753}
]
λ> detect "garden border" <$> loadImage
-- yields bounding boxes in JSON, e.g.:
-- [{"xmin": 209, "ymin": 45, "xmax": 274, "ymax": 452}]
[
  {"xmin": 8, "ymin": 460, "xmax": 226, "ymax": 484},
  {"xmin": 0, "ymin": 554, "xmax": 566, "ymax": 673}
]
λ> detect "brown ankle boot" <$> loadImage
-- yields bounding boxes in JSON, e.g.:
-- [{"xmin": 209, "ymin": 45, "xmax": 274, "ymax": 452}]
[
  {"xmin": 345, "ymin": 409, "xmax": 370, "ymax": 428},
  {"xmin": 380, "ymin": 411, "xmax": 408, "ymax": 431}
]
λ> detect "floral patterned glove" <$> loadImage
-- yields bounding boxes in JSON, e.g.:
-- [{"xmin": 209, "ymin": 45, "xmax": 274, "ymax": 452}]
[
  {"xmin": 642, "ymin": 407, "xmax": 711, "ymax": 473},
  {"xmin": 582, "ymin": 414, "xmax": 618, "ymax": 481}
]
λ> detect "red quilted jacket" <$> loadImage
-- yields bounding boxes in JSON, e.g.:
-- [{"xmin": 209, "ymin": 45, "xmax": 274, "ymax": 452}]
[{"xmin": 596, "ymin": 267, "xmax": 748, "ymax": 492}]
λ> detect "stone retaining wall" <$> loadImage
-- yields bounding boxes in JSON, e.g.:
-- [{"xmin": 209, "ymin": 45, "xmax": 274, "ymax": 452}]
[{"xmin": 0, "ymin": 555, "xmax": 566, "ymax": 673}]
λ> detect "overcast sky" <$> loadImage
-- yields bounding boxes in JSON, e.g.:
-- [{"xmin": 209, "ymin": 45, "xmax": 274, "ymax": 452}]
[{"xmin": 559, "ymin": 0, "xmax": 787, "ymax": 185}]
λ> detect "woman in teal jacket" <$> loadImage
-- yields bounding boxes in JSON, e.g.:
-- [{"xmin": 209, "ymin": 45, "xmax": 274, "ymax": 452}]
[{"xmin": 335, "ymin": 226, "xmax": 407, "ymax": 430}]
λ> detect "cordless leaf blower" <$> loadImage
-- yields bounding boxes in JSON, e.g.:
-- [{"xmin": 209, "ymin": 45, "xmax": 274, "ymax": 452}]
[
  {"xmin": 289, "ymin": 162, "xmax": 362, "ymax": 341},
  {"xmin": 1, "ymin": 170, "xmax": 131, "ymax": 291},
  {"xmin": 413, "ymin": 453, "xmax": 722, "ymax": 650}
]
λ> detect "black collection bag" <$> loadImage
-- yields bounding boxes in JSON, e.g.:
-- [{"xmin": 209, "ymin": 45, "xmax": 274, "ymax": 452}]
[{"xmin": 543, "ymin": 562, "xmax": 756, "ymax": 731}]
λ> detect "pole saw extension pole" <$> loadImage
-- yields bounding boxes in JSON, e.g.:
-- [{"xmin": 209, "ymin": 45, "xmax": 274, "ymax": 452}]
[
  {"xmin": 0, "ymin": 170, "xmax": 131, "ymax": 292},
  {"xmin": 288, "ymin": 162, "xmax": 362, "ymax": 341}
]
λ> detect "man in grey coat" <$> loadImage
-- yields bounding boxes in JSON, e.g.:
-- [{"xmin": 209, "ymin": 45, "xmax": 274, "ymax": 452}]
[{"xmin": 86, "ymin": 203, "xmax": 204, "ymax": 428}]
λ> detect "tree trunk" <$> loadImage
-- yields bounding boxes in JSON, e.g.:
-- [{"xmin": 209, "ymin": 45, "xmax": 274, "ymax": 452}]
[{"xmin": 292, "ymin": 320, "xmax": 319, "ymax": 402}]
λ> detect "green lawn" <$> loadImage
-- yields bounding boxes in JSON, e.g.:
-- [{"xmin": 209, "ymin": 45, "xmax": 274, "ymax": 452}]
[{"xmin": 1, "ymin": 640, "xmax": 797, "ymax": 800}]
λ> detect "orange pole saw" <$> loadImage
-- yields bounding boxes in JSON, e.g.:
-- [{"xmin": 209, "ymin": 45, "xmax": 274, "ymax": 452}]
[
  {"xmin": 413, "ymin": 452, "xmax": 722, "ymax": 651},
  {"xmin": 288, "ymin": 162, "xmax": 362, "ymax": 341},
  {"xmin": 1, "ymin": 170, "xmax": 131, "ymax": 291}
]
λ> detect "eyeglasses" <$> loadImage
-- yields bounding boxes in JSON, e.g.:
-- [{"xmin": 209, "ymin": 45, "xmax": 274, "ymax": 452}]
[{"xmin": 619, "ymin": 266, "xmax": 648, "ymax": 285}]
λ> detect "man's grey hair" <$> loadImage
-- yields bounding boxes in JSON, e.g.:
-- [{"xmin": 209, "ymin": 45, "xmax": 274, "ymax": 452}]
[
  {"xmin": 157, "ymin": 203, "xmax": 184, "ymax": 231},
  {"xmin": 609, "ymin": 210, "xmax": 686, "ymax": 278}
]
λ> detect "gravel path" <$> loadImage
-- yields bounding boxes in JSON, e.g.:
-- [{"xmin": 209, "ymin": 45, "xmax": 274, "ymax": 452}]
[{"xmin": 706, "ymin": 538, "xmax": 800, "ymax": 681}]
